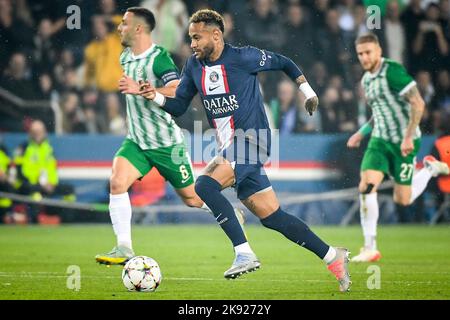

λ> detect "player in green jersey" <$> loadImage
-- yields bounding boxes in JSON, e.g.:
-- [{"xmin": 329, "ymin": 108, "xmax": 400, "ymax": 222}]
[
  {"xmin": 347, "ymin": 33, "xmax": 449, "ymax": 262},
  {"xmin": 95, "ymin": 7, "xmax": 245, "ymax": 265}
]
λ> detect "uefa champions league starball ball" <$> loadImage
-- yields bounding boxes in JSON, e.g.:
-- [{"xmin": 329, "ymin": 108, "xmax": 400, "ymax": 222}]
[{"xmin": 122, "ymin": 256, "xmax": 162, "ymax": 292}]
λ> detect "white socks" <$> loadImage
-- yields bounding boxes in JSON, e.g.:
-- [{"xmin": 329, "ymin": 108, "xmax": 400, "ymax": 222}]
[
  {"xmin": 234, "ymin": 242, "xmax": 254, "ymax": 255},
  {"xmin": 410, "ymin": 167, "xmax": 433, "ymax": 203},
  {"xmin": 323, "ymin": 246, "xmax": 337, "ymax": 264},
  {"xmin": 109, "ymin": 192, "xmax": 133, "ymax": 250},
  {"xmin": 360, "ymin": 193, "xmax": 379, "ymax": 250}
]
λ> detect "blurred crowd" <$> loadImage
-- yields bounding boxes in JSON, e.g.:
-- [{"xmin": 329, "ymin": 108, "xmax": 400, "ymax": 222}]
[{"xmin": 1, "ymin": 0, "xmax": 450, "ymax": 136}]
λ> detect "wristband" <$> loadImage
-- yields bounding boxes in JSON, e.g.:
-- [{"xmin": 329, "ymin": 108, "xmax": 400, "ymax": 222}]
[
  {"xmin": 299, "ymin": 82, "xmax": 317, "ymax": 100},
  {"xmin": 358, "ymin": 123, "xmax": 373, "ymax": 136},
  {"xmin": 153, "ymin": 91, "xmax": 166, "ymax": 106}
]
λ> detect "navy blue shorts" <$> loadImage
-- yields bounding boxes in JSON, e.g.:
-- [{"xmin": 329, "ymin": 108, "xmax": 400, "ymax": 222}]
[
  {"xmin": 219, "ymin": 137, "xmax": 272, "ymax": 200},
  {"xmin": 232, "ymin": 163, "xmax": 272, "ymax": 200}
]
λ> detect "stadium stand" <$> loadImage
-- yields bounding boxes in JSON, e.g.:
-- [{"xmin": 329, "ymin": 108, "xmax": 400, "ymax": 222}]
[{"xmin": 1, "ymin": 0, "xmax": 449, "ymax": 224}]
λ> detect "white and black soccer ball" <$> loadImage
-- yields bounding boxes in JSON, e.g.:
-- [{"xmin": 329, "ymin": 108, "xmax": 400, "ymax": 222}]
[{"xmin": 122, "ymin": 256, "xmax": 162, "ymax": 292}]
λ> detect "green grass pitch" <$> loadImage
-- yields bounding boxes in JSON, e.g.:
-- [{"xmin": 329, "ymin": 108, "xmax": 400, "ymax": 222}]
[{"xmin": 0, "ymin": 224, "xmax": 449, "ymax": 300}]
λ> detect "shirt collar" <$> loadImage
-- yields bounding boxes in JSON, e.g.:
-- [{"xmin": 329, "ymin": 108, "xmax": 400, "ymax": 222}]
[
  {"xmin": 368, "ymin": 58, "xmax": 385, "ymax": 78},
  {"xmin": 131, "ymin": 43, "xmax": 156, "ymax": 60}
]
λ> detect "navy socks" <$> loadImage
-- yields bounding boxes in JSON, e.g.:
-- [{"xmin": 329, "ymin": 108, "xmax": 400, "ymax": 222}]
[
  {"xmin": 195, "ymin": 175, "xmax": 247, "ymax": 247},
  {"xmin": 261, "ymin": 207, "xmax": 329, "ymax": 259}
]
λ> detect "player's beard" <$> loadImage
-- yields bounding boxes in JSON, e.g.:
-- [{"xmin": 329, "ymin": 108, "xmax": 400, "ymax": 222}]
[
  {"xmin": 121, "ymin": 33, "xmax": 132, "ymax": 47},
  {"xmin": 365, "ymin": 58, "xmax": 381, "ymax": 73},
  {"xmin": 199, "ymin": 44, "xmax": 214, "ymax": 60}
]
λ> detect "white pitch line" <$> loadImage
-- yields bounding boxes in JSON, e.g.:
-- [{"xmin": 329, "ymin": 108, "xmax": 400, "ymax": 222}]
[{"xmin": 0, "ymin": 272, "xmax": 449, "ymax": 286}]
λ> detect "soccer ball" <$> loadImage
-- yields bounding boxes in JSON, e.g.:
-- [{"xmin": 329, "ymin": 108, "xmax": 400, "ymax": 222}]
[{"xmin": 122, "ymin": 256, "xmax": 162, "ymax": 292}]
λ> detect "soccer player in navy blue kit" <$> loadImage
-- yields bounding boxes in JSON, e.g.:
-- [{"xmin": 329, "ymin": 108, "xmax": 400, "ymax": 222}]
[{"xmin": 140, "ymin": 9, "xmax": 351, "ymax": 292}]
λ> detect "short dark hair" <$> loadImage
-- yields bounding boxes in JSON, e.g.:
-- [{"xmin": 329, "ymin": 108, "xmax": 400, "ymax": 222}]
[
  {"xmin": 355, "ymin": 33, "xmax": 380, "ymax": 46},
  {"xmin": 126, "ymin": 7, "xmax": 156, "ymax": 32},
  {"xmin": 189, "ymin": 9, "xmax": 224, "ymax": 33}
]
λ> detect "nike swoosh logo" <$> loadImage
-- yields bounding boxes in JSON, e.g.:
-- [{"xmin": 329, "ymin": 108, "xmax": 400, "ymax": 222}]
[
  {"xmin": 181, "ymin": 176, "xmax": 191, "ymax": 184},
  {"xmin": 209, "ymin": 85, "xmax": 220, "ymax": 91}
]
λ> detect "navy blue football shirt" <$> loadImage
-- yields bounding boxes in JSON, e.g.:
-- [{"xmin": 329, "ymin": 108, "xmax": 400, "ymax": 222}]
[{"xmin": 162, "ymin": 43, "xmax": 303, "ymax": 163}]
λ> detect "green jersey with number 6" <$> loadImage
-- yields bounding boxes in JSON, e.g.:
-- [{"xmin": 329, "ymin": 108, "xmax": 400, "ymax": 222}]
[
  {"xmin": 120, "ymin": 44, "xmax": 184, "ymax": 150},
  {"xmin": 361, "ymin": 58, "xmax": 421, "ymax": 144}
]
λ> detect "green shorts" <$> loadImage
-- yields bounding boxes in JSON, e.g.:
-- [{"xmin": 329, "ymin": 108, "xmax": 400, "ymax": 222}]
[
  {"xmin": 361, "ymin": 137, "xmax": 421, "ymax": 185},
  {"xmin": 115, "ymin": 139, "xmax": 195, "ymax": 189}
]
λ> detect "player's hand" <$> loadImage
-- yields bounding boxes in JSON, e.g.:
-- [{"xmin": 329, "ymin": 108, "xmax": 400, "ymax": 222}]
[
  {"xmin": 401, "ymin": 136, "xmax": 414, "ymax": 157},
  {"xmin": 305, "ymin": 96, "xmax": 319, "ymax": 116},
  {"xmin": 139, "ymin": 80, "xmax": 156, "ymax": 100},
  {"xmin": 118, "ymin": 74, "xmax": 140, "ymax": 95},
  {"xmin": 42, "ymin": 183, "xmax": 55, "ymax": 194},
  {"xmin": 347, "ymin": 132, "xmax": 363, "ymax": 148}
]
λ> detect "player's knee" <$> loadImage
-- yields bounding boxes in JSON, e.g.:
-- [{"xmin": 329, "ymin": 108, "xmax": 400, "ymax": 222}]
[
  {"xmin": 393, "ymin": 194, "xmax": 410, "ymax": 206},
  {"xmin": 359, "ymin": 182, "xmax": 376, "ymax": 194},
  {"xmin": 109, "ymin": 175, "xmax": 128, "ymax": 194}
]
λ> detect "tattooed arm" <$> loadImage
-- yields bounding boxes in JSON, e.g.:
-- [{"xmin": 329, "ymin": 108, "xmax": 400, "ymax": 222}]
[{"xmin": 401, "ymin": 85, "xmax": 425, "ymax": 157}]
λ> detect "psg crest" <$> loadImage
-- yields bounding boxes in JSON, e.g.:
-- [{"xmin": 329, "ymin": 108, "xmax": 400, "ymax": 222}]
[{"xmin": 209, "ymin": 71, "xmax": 219, "ymax": 83}]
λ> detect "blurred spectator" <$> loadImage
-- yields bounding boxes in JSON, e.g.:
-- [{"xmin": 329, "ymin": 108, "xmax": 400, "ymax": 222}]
[
  {"xmin": 383, "ymin": 0, "xmax": 406, "ymax": 65},
  {"xmin": 60, "ymin": 92, "xmax": 87, "ymax": 133},
  {"xmin": 83, "ymin": 15, "xmax": 122, "ymax": 92},
  {"xmin": 315, "ymin": 9, "xmax": 353, "ymax": 81},
  {"xmin": 270, "ymin": 79, "xmax": 299, "ymax": 134},
  {"xmin": 353, "ymin": 5, "xmax": 369, "ymax": 37},
  {"xmin": 238, "ymin": 0, "xmax": 287, "ymax": 100},
  {"xmin": 240, "ymin": 0, "xmax": 286, "ymax": 51},
  {"xmin": 104, "ymin": 93, "xmax": 127, "ymax": 135},
  {"xmin": 30, "ymin": 0, "xmax": 91, "ymax": 60},
  {"xmin": 416, "ymin": 70, "xmax": 435, "ymax": 134},
  {"xmin": 97, "ymin": 0, "xmax": 124, "ymax": 38},
  {"xmin": 416, "ymin": 70, "xmax": 435, "ymax": 105},
  {"xmin": 98, "ymin": 0, "xmax": 121, "ymax": 18},
  {"xmin": 35, "ymin": 73, "xmax": 54, "ymax": 100},
  {"xmin": 412, "ymin": 3, "xmax": 449, "ymax": 77},
  {"xmin": 33, "ymin": 18, "xmax": 57, "ymax": 73},
  {"xmin": 80, "ymin": 87, "xmax": 102, "ymax": 133},
  {"xmin": 336, "ymin": 0, "xmax": 358, "ymax": 40},
  {"xmin": 308, "ymin": 61, "xmax": 329, "ymax": 97},
  {"xmin": 440, "ymin": 0, "xmax": 450, "ymax": 21},
  {"xmin": 0, "ymin": 0, "xmax": 34, "ymax": 70},
  {"xmin": 53, "ymin": 49, "xmax": 77, "ymax": 88},
  {"xmin": 400, "ymin": 0, "xmax": 424, "ymax": 71},
  {"xmin": 62, "ymin": 68, "xmax": 83, "ymax": 93},
  {"xmin": 223, "ymin": 12, "xmax": 237, "ymax": 44},
  {"xmin": 13, "ymin": 119, "xmax": 76, "ymax": 222},
  {"xmin": 140, "ymin": 0, "xmax": 189, "ymax": 55},
  {"xmin": 0, "ymin": 52, "xmax": 37, "ymax": 99},
  {"xmin": 320, "ymin": 81, "xmax": 340, "ymax": 133},
  {"xmin": 320, "ymin": 75, "xmax": 356, "ymax": 133},
  {"xmin": 310, "ymin": 0, "xmax": 330, "ymax": 29},
  {"xmin": 431, "ymin": 70, "xmax": 450, "ymax": 135},
  {"xmin": 283, "ymin": 3, "xmax": 314, "ymax": 70}
]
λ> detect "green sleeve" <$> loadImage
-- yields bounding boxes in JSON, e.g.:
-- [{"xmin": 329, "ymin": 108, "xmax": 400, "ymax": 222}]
[
  {"xmin": 386, "ymin": 61, "xmax": 416, "ymax": 96},
  {"xmin": 152, "ymin": 50, "xmax": 179, "ymax": 83}
]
